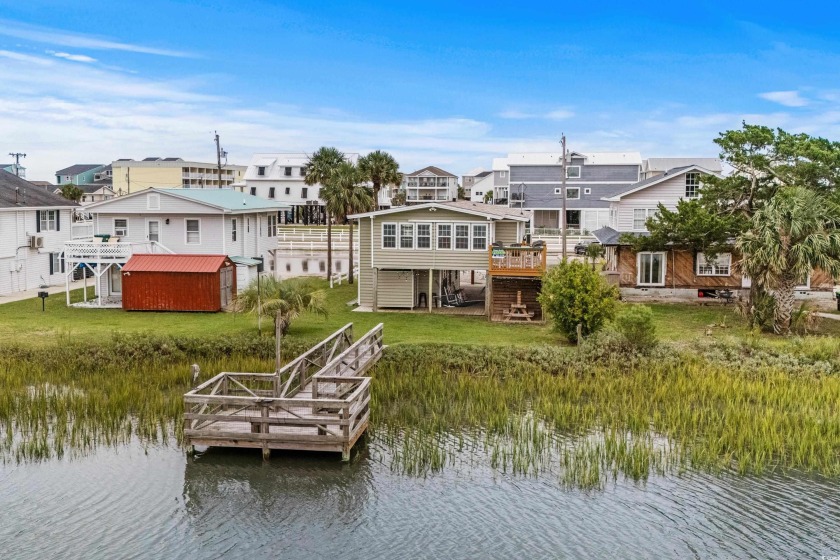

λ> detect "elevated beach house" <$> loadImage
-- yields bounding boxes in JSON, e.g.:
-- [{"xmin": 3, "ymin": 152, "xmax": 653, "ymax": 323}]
[
  {"xmin": 349, "ymin": 201, "xmax": 545, "ymax": 321},
  {"xmin": 592, "ymin": 165, "xmax": 836, "ymax": 301},
  {"xmin": 63, "ymin": 188, "xmax": 289, "ymax": 306},
  {"xmin": 0, "ymin": 171, "xmax": 80, "ymax": 296}
]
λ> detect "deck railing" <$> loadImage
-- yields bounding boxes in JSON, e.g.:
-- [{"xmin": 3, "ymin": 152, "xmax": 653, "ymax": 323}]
[
  {"xmin": 488, "ymin": 246, "xmax": 547, "ymax": 276},
  {"xmin": 63, "ymin": 240, "xmax": 174, "ymax": 262}
]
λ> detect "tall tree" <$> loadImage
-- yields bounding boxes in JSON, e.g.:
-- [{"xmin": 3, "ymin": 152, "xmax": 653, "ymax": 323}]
[
  {"xmin": 358, "ymin": 150, "xmax": 402, "ymax": 211},
  {"xmin": 737, "ymin": 187, "xmax": 840, "ymax": 335},
  {"xmin": 321, "ymin": 162, "xmax": 374, "ymax": 284},
  {"xmin": 304, "ymin": 147, "xmax": 345, "ymax": 280},
  {"xmin": 59, "ymin": 183, "xmax": 83, "ymax": 203},
  {"xmin": 233, "ymin": 276, "xmax": 328, "ymax": 371}
]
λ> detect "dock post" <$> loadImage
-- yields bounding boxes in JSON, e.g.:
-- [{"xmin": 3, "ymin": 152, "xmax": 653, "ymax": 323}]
[{"xmin": 262, "ymin": 447, "xmax": 271, "ymax": 460}]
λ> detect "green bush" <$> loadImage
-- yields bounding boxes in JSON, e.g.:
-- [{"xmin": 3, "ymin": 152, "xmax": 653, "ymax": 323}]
[
  {"xmin": 538, "ymin": 260, "xmax": 619, "ymax": 343},
  {"xmin": 614, "ymin": 305, "xmax": 658, "ymax": 354}
]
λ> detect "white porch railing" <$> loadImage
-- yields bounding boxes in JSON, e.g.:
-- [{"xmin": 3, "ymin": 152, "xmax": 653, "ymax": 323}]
[
  {"xmin": 70, "ymin": 221, "xmax": 94, "ymax": 239},
  {"xmin": 63, "ymin": 240, "xmax": 174, "ymax": 263},
  {"xmin": 330, "ymin": 266, "xmax": 360, "ymax": 288}
]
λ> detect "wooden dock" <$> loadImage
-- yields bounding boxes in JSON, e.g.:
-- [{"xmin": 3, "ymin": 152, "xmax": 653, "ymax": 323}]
[{"xmin": 183, "ymin": 323, "xmax": 384, "ymax": 460}]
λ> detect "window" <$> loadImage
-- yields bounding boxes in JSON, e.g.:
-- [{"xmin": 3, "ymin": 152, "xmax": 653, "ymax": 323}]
[
  {"xmin": 400, "ymin": 224, "xmax": 414, "ymax": 249},
  {"xmin": 40, "ymin": 210, "xmax": 57, "ymax": 232},
  {"xmin": 437, "ymin": 224, "xmax": 452, "ymax": 249},
  {"xmin": 417, "ymin": 224, "xmax": 431, "ymax": 248},
  {"xmin": 50, "ymin": 252, "xmax": 63, "ymax": 275},
  {"xmin": 267, "ymin": 214, "xmax": 278, "ymax": 237},
  {"xmin": 284, "ymin": 167, "xmax": 292, "ymax": 176},
  {"xmin": 257, "ymin": 166, "xmax": 266, "ymax": 176},
  {"xmin": 299, "ymin": 167, "xmax": 306, "ymax": 177},
  {"xmin": 455, "ymin": 224, "xmax": 470, "ymax": 249},
  {"xmin": 246, "ymin": 218, "xmax": 250, "ymax": 233},
  {"xmin": 554, "ymin": 188, "xmax": 562, "ymax": 194},
  {"xmin": 301, "ymin": 187, "xmax": 308, "ymax": 199},
  {"xmin": 231, "ymin": 218, "xmax": 237, "ymax": 241},
  {"xmin": 566, "ymin": 187, "xmax": 580, "ymax": 200},
  {"xmin": 285, "ymin": 187, "xmax": 290, "ymax": 195},
  {"xmin": 472, "ymin": 224, "xmax": 487, "ymax": 250},
  {"xmin": 185, "ymin": 219, "xmax": 200, "ymax": 244},
  {"xmin": 250, "ymin": 187, "xmax": 257, "ymax": 196},
  {"xmin": 638, "ymin": 252, "xmax": 666, "ymax": 286},
  {"xmin": 114, "ymin": 218, "xmax": 128, "ymax": 237},
  {"xmin": 696, "ymin": 252, "xmax": 731, "ymax": 276},
  {"xmin": 584, "ymin": 188, "xmax": 591, "ymax": 195},
  {"xmin": 633, "ymin": 208, "xmax": 658, "ymax": 230},
  {"xmin": 685, "ymin": 172, "xmax": 700, "ymax": 199},
  {"xmin": 147, "ymin": 193, "xmax": 160, "ymax": 210},
  {"xmin": 382, "ymin": 223, "xmax": 397, "ymax": 248},
  {"xmin": 500, "ymin": 171, "xmax": 506, "ymax": 178},
  {"xmin": 566, "ymin": 166, "xmax": 581, "ymax": 179},
  {"xmin": 268, "ymin": 187, "xmax": 275, "ymax": 199}
]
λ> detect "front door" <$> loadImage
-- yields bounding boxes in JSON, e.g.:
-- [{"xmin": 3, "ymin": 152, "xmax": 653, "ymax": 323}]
[
  {"xmin": 219, "ymin": 266, "xmax": 233, "ymax": 307},
  {"xmin": 147, "ymin": 219, "xmax": 161, "ymax": 243},
  {"xmin": 109, "ymin": 265, "xmax": 122, "ymax": 295}
]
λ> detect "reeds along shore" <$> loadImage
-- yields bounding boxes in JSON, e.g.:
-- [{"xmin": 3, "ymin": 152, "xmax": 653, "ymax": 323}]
[{"xmin": 2, "ymin": 333, "xmax": 840, "ymax": 489}]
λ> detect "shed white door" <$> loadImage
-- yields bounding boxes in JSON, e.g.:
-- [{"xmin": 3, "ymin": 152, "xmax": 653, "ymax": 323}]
[{"xmin": 220, "ymin": 266, "xmax": 233, "ymax": 307}]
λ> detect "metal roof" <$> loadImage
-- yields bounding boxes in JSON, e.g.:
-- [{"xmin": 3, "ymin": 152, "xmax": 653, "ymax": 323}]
[
  {"xmin": 230, "ymin": 256, "xmax": 262, "ymax": 266},
  {"xmin": 507, "ymin": 152, "xmax": 643, "ymax": 166},
  {"xmin": 157, "ymin": 188, "xmax": 290, "ymax": 211},
  {"xmin": 122, "ymin": 254, "xmax": 231, "ymax": 273},
  {"xmin": 349, "ymin": 199, "xmax": 531, "ymax": 221}
]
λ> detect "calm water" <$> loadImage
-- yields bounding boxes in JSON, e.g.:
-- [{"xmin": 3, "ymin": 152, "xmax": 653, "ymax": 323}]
[{"xmin": 2, "ymin": 439, "xmax": 839, "ymax": 559}]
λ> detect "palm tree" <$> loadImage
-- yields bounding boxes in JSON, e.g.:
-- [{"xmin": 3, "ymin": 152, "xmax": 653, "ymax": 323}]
[
  {"xmin": 358, "ymin": 150, "xmax": 402, "ymax": 211},
  {"xmin": 737, "ymin": 187, "xmax": 840, "ymax": 335},
  {"xmin": 321, "ymin": 162, "xmax": 374, "ymax": 284},
  {"xmin": 233, "ymin": 276, "xmax": 328, "ymax": 371},
  {"xmin": 305, "ymin": 147, "xmax": 345, "ymax": 280}
]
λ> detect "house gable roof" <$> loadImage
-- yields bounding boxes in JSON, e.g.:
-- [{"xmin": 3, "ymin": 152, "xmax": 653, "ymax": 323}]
[
  {"xmin": 349, "ymin": 200, "xmax": 531, "ymax": 221},
  {"xmin": 55, "ymin": 164, "xmax": 104, "ymax": 176},
  {"xmin": 85, "ymin": 188, "xmax": 290, "ymax": 213},
  {"xmin": 0, "ymin": 171, "xmax": 79, "ymax": 209},
  {"xmin": 602, "ymin": 165, "xmax": 718, "ymax": 202},
  {"xmin": 404, "ymin": 165, "xmax": 457, "ymax": 178},
  {"xmin": 123, "ymin": 254, "xmax": 231, "ymax": 273}
]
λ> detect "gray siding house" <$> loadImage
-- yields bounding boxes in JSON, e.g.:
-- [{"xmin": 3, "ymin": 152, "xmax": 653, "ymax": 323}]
[
  {"xmin": 507, "ymin": 151, "xmax": 642, "ymax": 233},
  {"xmin": 349, "ymin": 201, "xmax": 535, "ymax": 318}
]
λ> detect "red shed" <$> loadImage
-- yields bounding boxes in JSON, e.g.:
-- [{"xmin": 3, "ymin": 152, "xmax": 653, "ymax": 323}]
[{"xmin": 121, "ymin": 254, "xmax": 236, "ymax": 312}]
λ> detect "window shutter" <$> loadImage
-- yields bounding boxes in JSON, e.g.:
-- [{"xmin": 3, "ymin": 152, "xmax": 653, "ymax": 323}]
[
  {"xmin": 49, "ymin": 254, "xmax": 54, "ymax": 275},
  {"xmin": 36, "ymin": 210, "xmax": 41, "ymax": 232},
  {"xmin": 56, "ymin": 210, "xmax": 61, "ymax": 231}
]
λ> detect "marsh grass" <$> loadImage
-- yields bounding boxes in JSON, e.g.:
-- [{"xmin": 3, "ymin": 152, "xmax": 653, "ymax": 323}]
[{"xmin": 2, "ymin": 333, "xmax": 839, "ymax": 489}]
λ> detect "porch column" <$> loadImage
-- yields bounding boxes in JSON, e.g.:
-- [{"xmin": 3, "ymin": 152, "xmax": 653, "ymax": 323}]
[
  {"xmin": 428, "ymin": 268, "xmax": 433, "ymax": 312},
  {"xmin": 372, "ymin": 268, "xmax": 378, "ymax": 311},
  {"xmin": 65, "ymin": 268, "xmax": 70, "ymax": 306}
]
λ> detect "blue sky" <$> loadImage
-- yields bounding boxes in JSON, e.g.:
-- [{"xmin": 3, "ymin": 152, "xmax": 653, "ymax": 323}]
[{"xmin": 1, "ymin": 0, "xmax": 840, "ymax": 181}]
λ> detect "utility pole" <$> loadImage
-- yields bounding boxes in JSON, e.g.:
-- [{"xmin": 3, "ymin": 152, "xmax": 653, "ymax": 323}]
[
  {"xmin": 8, "ymin": 152, "xmax": 26, "ymax": 177},
  {"xmin": 560, "ymin": 134, "xmax": 568, "ymax": 261},
  {"xmin": 214, "ymin": 131, "xmax": 227, "ymax": 189}
]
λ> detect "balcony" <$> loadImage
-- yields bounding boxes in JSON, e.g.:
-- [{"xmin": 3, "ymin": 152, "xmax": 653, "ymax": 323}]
[
  {"xmin": 63, "ymin": 240, "xmax": 172, "ymax": 264},
  {"xmin": 488, "ymin": 245, "xmax": 546, "ymax": 277}
]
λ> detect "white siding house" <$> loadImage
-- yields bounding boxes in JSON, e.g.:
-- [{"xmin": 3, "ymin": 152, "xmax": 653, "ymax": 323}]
[
  {"xmin": 71, "ymin": 188, "xmax": 290, "ymax": 305},
  {"xmin": 0, "ymin": 171, "xmax": 79, "ymax": 296}
]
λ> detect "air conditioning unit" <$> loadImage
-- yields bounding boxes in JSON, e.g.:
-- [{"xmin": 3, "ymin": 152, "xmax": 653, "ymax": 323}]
[{"xmin": 29, "ymin": 235, "xmax": 45, "ymax": 249}]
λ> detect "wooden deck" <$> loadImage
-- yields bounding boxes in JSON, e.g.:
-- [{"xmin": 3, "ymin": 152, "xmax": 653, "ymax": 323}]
[
  {"xmin": 183, "ymin": 323, "xmax": 384, "ymax": 460},
  {"xmin": 488, "ymin": 246, "xmax": 547, "ymax": 277}
]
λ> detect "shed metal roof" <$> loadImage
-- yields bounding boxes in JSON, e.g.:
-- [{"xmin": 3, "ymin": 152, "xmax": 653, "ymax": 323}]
[{"xmin": 122, "ymin": 254, "xmax": 231, "ymax": 273}]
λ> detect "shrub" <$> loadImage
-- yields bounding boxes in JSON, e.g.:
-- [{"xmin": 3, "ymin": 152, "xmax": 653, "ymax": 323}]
[
  {"xmin": 538, "ymin": 260, "xmax": 619, "ymax": 343},
  {"xmin": 613, "ymin": 305, "xmax": 657, "ymax": 354}
]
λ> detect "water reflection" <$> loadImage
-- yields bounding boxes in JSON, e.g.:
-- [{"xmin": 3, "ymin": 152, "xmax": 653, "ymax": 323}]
[
  {"xmin": 275, "ymin": 252, "xmax": 350, "ymax": 280},
  {"xmin": 2, "ymin": 439, "xmax": 840, "ymax": 559}
]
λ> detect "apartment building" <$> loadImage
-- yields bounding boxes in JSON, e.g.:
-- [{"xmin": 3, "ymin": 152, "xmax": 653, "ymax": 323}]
[
  {"xmin": 401, "ymin": 166, "xmax": 458, "ymax": 204},
  {"xmin": 240, "ymin": 152, "xmax": 364, "ymax": 225},
  {"xmin": 111, "ymin": 157, "xmax": 246, "ymax": 194}
]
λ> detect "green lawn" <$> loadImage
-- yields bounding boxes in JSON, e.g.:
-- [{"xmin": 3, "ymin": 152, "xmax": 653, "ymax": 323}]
[{"xmin": 1, "ymin": 282, "xmax": 835, "ymax": 347}]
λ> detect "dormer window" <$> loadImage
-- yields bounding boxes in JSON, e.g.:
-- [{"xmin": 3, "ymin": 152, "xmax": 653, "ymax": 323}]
[
  {"xmin": 284, "ymin": 167, "xmax": 292, "ymax": 176},
  {"xmin": 685, "ymin": 172, "xmax": 700, "ymax": 199},
  {"xmin": 257, "ymin": 166, "xmax": 266, "ymax": 176}
]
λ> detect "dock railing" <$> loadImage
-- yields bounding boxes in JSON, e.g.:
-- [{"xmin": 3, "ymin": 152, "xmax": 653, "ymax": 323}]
[{"xmin": 183, "ymin": 323, "xmax": 384, "ymax": 460}]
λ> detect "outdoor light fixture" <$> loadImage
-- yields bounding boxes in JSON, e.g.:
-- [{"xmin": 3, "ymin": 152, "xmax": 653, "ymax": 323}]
[{"xmin": 165, "ymin": 219, "xmax": 170, "ymax": 225}]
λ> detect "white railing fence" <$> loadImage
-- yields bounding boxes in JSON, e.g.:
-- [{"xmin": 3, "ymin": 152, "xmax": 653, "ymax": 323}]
[{"xmin": 330, "ymin": 266, "xmax": 360, "ymax": 288}]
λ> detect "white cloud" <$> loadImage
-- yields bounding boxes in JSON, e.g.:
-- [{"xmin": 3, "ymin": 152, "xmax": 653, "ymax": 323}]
[
  {"xmin": 759, "ymin": 90, "xmax": 809, "ymax": 107},
  {"xmin": 51, "ymin": 51, "xmax": 97, "ymax": 63},
  {"xmin": 0, "ymin": 19, "xmax": 192, "ymax": 58},
  {"xmin": 498, "ymin": 108, "xmax": 575, "ymax": 120}
]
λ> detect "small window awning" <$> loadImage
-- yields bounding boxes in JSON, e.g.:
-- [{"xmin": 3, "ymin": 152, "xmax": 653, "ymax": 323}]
[{"xmin": 230, "ymin": 256, "xmax": 262, "ymax": 266}]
